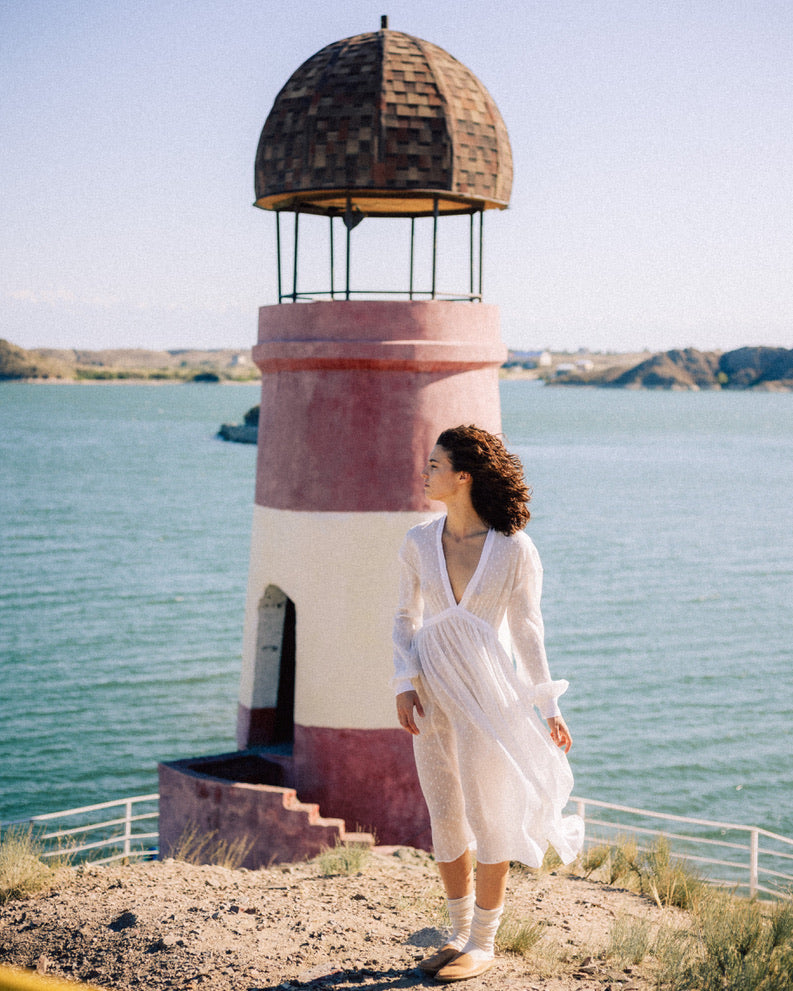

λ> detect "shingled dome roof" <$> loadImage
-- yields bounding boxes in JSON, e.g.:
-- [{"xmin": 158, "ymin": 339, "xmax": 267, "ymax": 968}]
[{"xmin": 254, "ymin": 27, "xmax": 513, "ymax": 218}]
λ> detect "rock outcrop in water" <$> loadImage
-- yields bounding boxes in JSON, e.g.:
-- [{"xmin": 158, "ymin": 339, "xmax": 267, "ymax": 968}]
[{"xmin": 217, "ymin": 404, "xmax": 259, "ymax": 444}]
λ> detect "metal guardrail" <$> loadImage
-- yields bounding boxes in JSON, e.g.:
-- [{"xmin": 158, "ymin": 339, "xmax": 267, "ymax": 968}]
[
  {"xmin": 570, "ymin": 795, "xmax": 793, "ymax": 900},
  {"xmin": 1, "ymin": 794, "xmax": 158, "ymax": 866},
  {"xmin": 3, "ymin": 793, "xmax": 792, "ymax": 898}
]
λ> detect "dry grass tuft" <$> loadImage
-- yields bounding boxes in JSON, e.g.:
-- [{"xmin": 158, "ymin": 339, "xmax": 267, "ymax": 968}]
[
  {"xmin": 606, "ymin": 913, "xmax": 652, "ymax": 966},
  {"xmin": 496, "ymin": 907, "xmax": 546, "ymax": 956},
  {"xmin": 581, "ymin": 835, "xmax": 704, "ymax": 910},
  {"xmin": 655, "ymin": 890, "xmax": 793, "ymax": 991},
  {"xmin": 313, "ymin": 838, "xmax": 372, "ymax": 877},
  {"xmin": 0, "ymin": 827, "xmax": 63, "ymax": 904},
  {"xmin": 633, "ymin": 836, "xmax": 705, "ymax": 911},
  {"xmin": 169, "ymin": 824, "xmax": 253, "ymax": 870}
]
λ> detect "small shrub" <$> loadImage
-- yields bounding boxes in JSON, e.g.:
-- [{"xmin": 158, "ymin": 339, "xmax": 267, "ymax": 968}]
[
  {"xmin": 582, "ymin": 843, "xmax": 612, "ymax": 878},
  {"xmin": 580, "ymin": 836, "xmax": 704, "ymax": 909},
  {"xmin": 542, "ymin": 845, "xmax": 564, "ymax": 872},
  {"xmin": 170, "ymin": 824, "xmax": 253, "ymax": 869},
  {"xmin": 635, "ymin": 836, "xmax": 704, "ymax": 910},
  {"xmin": 608, "ymin": 837, "xmax": 640, "ymax": 886},
  {"xmin": 656, "ymin": 890, "xmax": 793, "ymax": 991},
  {"xmin": 314, "ymin": 838, "xmax": 371, "ymax": 877},
  {"xmin": 580, "ymin": 836, "xmax": 641, "ymax": 886},
  {"xmin": 0, "ymin": 828, "xmax": 58, "ymax": 903},
  {"xmin": 606, "ymin": 914, "xmax": 651, "ymax": 965},
  {"xmin": 496, "ymin": 908, "xmax": 545, "ymax": 956},
  {"xmin": 769, "ymin": 897, "xmax": 793, "ymax": 949}
]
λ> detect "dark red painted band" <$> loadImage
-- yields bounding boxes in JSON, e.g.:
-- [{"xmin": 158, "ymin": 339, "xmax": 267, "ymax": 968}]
[
  {"xmin": 252, "ymin": 339, "xmax": 506, "ymax": 372},
  {"xmin": 252, "ymin": 301, "xmax": 504, "ymax": 512}
]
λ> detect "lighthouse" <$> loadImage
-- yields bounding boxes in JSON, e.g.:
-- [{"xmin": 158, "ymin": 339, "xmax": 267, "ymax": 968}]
[
  {"xmin": 159, "ymin": 19, "xmax": 513, "ymax": 865},
  {"xmin": 238, "ymin": 19, "xmax": 512, "ymax": 846}
]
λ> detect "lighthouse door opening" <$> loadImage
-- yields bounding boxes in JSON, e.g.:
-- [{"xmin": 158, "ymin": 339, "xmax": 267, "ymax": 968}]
[{"xmin": 252, "ymin": 584, "xmax": 296, "ymax": 746}]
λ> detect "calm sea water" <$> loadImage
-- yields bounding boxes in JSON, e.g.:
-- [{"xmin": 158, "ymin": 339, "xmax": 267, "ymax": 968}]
[{"xmin": 1, "ymin": 382, "xmax": 791, "ymax": 838}]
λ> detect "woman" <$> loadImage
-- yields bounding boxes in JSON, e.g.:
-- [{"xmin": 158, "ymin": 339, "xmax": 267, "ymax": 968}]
[{"xmin": 393, "ymin": 425, "xmax": 583, "ymax": 982}]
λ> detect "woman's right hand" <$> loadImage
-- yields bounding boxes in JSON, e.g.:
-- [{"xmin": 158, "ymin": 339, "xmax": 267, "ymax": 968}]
[
  {"xmin": 396, "ymin": 690, "xmax": 424, "ymax": 735},
  {"xmin": 547, "ymin": 714, "xmax": 573, "ymax": 753}
]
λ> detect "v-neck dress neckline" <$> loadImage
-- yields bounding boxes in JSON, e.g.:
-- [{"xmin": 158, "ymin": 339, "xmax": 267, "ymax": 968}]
[{"xmin": 436, "ymin": 515, "xmax": 495, "ymax": 608}]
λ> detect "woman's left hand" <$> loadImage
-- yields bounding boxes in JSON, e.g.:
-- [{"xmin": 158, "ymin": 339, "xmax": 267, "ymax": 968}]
[
  {"xmin": 396, "ymin": 690, "xmax": 424, "ymax": 736},
  {"xmin": 547, "ymin": 715, "xmax": 572, "ymax": 753}
]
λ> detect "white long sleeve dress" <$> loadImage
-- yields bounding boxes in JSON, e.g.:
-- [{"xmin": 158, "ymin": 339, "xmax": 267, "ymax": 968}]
[{"xmin": 392, "ymin": 515, "xmax": 584, "ymax": 867}]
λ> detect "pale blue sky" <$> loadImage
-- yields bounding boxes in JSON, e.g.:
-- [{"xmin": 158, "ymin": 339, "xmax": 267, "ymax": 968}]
[{"xmin": 2, "ymin": 0, "xmax": 792, "ymax": 353}]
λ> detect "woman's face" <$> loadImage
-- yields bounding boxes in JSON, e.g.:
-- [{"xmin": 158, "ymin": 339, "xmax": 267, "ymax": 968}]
[{"xmin": 422, "ymin": 444, "xmax": 461, "ymax": 503}]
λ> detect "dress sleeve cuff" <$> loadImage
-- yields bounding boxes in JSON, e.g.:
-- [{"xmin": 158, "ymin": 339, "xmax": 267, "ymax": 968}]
[
  {"xmin": 392, "ymin": 677, "xmax": 416, "ymax": 696},
  {"xmin": 531, "ymin": 679, "xmax": 568, "ymax": 719}
]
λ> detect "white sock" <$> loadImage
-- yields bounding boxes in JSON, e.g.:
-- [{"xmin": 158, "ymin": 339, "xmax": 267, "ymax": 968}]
[
  {"xmin": 446, "ymin": 892, "xmax": 475, "ymax": 950},
  {"xmin": 459, "ymin": 902, "xmax": 503, "ymax": 962}
]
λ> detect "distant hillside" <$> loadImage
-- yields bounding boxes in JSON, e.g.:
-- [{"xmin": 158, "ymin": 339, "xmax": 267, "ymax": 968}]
[
  {"xmin": 718, "ymin": 346, "xmax": 793, "ymax": 389},
  {"xmin": 609, "ymin": 348, "xmax": 722, "ymax": 390},
  {"xmin": 553, "ymin": 346, "xmax": 793, "ymax": 391},
  {"xmin": 0, "ymin": 339, "xmax": 72, "ymax": 380},
  {"xmin": 0, "ymin": 341, "xmax": 259, "ymax": 382}
]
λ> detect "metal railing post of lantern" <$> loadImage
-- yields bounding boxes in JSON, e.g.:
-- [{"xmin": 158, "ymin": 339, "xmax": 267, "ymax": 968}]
[
  {"xmin": 409, "ymin": 217, "xmax": 415, "ymax": 301},
  {"xmin": 345, "ymin": 197, "xmax": 352, "ymax": 301},
  {"xmin": 271, "ymin": 197, "xmax": 486, "ymax": 303},
  {"xmin": 468, "ymin": 207, "xmax": 485, "ymax": 301},
  {"xmin": 479, "ymin": 207, "xmax": 484, "ymax": 301},
  {"xmin": 469, "ymin": 211, "xmax": 475, "ymax": 299},
  {"xmin": 431, "ymin": 197, "xmax": 439, "ymax": 299},
  {"xmin": 292, "ymin": 212, "xmax": 300, "ymax": 302},
  {"xmin": 329, "ymin": 216, "xmax": 336, "ymax": 300},
  {"xmin": 275, "ymin": 212, "xmax": 282, "ymax": 303}
]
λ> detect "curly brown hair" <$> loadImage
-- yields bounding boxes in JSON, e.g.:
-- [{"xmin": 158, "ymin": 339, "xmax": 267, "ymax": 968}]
[{"xmin": 435, "ymin": 425, "xmax": 531, "ymax": 535}]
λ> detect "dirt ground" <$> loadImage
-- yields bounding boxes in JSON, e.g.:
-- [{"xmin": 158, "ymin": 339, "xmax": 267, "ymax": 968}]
[{"xmin": 0, "ymin": 847, "xmax": 687, "ymax": 991}]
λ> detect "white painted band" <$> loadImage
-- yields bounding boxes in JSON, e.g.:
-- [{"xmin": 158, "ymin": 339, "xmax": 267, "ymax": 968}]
[{"xmin": 240, "ymin": 506, "xmax": 432, "ymax": 729}]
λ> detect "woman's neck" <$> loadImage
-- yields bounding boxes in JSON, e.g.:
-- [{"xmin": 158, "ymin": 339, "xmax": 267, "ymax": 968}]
[{"xmin": 442, "ymin": 502, "xmax": 489, "ymax": 542}]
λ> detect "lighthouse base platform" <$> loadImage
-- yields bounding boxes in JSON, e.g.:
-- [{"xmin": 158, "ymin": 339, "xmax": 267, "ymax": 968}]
[{"xmin": 158, "ymin": 748, "xmax": 422, "ymax": 868}]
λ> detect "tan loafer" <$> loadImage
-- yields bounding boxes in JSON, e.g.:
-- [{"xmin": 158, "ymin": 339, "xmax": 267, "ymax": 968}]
[
  {"xmin": 417, "ymin": 945, "xmax": 461, "ymax": 975},
  {"xmin": 435, "ymin": 952, "xmax": 494, "ymax": 983}
]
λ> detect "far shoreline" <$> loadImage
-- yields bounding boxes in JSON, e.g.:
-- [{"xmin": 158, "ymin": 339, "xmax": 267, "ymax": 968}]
[
  {"xmin": 2, "ymin": 340, "xmax": 792, "ymax": 390},
  {"xmin": 8, "ymin": 377, "xmax": 262, "ymax": 385}
]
